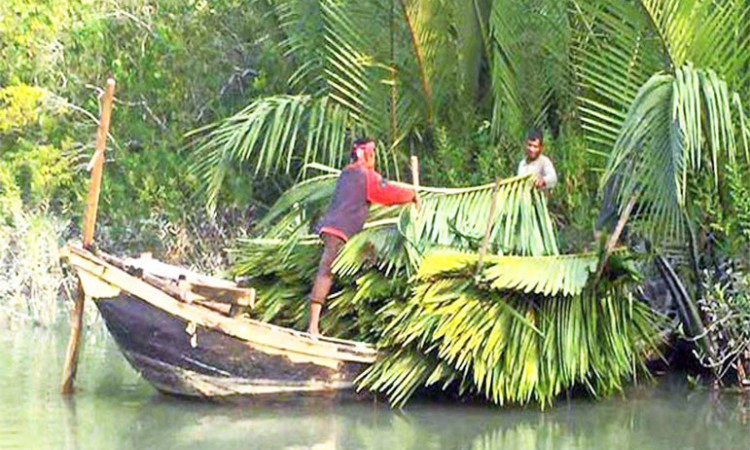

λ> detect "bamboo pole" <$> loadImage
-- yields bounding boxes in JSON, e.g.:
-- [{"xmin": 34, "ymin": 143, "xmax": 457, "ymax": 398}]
[{"xmin": 61, "ymin": 78, "xmax": 115, "ymax": 394}]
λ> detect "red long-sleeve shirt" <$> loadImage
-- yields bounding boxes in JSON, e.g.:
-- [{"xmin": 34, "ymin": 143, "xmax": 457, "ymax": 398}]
[{"xmin": 317, "ymin": 163, "xmax": 415, "ymax": 241}]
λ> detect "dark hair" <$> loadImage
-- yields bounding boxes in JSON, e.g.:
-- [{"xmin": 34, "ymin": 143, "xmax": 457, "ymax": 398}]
[
  {"xmin": 526, "ymin": 128, "xmax": 543, "ymax": 145},
  {"xmin": 351, "ymin": 137, "xmax": 375, "ymax": 160}
]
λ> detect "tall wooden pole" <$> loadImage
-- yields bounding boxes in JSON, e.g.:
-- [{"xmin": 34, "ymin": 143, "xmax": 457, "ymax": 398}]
[{"xmin": 61, "ymin": 78, "xmax": 115, "ymax": 394}]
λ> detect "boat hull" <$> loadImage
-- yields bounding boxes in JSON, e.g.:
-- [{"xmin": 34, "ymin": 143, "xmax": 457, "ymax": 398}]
[{"xmin": 96, "ymin": 293, "xmax": 369, "ymax": 399}]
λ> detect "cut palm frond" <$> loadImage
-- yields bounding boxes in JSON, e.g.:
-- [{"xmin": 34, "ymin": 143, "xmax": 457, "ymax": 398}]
[
  {"xmin": 418, "ymin": 250, "xmax": 599, "ymax": 297},
  {"xmin": 359, "ymin": 270, "xmax": 664, "ymax": 407},
  {"xmin": 243, "ymin": 170, "xmax": 560, "ymax": 294},
  {"xmin": 406, "ymin": 175, "xmax": 559, "ymax": 257},
  {"xmin": 230, "ymin": 236, "xmax": 321, "ymax": 328}
]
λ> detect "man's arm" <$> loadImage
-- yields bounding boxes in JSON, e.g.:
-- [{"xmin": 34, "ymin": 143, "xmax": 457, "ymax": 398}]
[
  {"xmin": 541, "ymin": 156, "xmax": 557, "ymax": 189},
  {"xmin": 365, "ymin": 169, "xmax": 416, "ymax": 205}
]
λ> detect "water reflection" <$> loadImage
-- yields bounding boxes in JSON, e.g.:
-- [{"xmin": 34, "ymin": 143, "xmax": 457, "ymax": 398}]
[
  {"xmin": 1, "ymin": 325, "xmax": 748, "ymax": 450},
  {"xmin": 98, "ymin": 381, "xmax": 750, "ymax": 450}
]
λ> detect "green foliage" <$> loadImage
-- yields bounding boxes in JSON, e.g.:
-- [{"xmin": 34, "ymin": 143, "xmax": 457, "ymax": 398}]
[
  {"xmin": 189, "ymin": 0, "xmax": 583, "ymax": 208},
  {"xmin": 419, "ymin": 250, "xmax": 599, "ymax": 297},
  {"xmin": 356, "ymin": 249, "xmax": 661, "ymax": 407},
  {"xmin": 488, "ymin": 0, "xmax": 573, "ymax": 141},
  {"xmin": 190, "ymin": 96, "xmax": 356, "ymax": 212},
  {"xmin": 231, "ymin": 172, "xmax": 662, "ymax": 407},
  {"xmin": 0, "ymin": 84, "xmax": 80, "ymax": 219},
  {"xmin": 359, "ymin": 266, "xmax": 662, "ymax": 407},
  {"xmin": 1, "ymin": 0, "xmax": 291, "ymax": 229},
  {"xmin": 603, "ymin": 65, "xmax": 749, "ymax": 241},
  {"xmin": 724, "ymin": 162, "xmax": 750, "ymax": 254},
  {"xmin": 571, "ymin": 0, "xmax": 750, "ymax": 161}
]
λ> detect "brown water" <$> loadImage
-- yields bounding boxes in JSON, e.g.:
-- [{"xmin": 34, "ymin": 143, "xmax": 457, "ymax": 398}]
[{"xmin": 1, "ymin": 323, "xmax": 749, "ymax": 450}]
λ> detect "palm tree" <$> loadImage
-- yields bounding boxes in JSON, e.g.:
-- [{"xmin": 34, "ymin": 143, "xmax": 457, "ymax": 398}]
[
  {"xmin": 189, "ymin": 0, "xmax": 573, "ymax": 211},
  {"xmin": 571, "ymin": 0, "xmax": 750, "ymax": 163},
  {"xmin": 575, "ymin": 0, "xmax": 750, "ymax": 381}
]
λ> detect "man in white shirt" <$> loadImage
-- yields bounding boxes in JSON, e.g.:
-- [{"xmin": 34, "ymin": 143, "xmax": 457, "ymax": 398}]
[{"xmin": 517, "ymin": 129, "xmax": 557, "ymax": 190}]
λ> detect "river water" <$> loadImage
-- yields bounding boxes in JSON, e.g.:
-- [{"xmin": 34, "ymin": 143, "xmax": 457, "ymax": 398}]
[{"xmin": 1, "ymin": 323, "xmax": 749, "ymax": 450}]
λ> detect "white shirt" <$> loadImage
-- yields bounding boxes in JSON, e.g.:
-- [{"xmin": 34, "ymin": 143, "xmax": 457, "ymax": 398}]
[{"xmin": 517, "ymin": 155, "xmax": 557, "ymax": 190}]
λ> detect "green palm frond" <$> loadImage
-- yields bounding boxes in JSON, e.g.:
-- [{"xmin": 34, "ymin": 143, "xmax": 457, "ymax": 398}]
[
  {"xmin": 418, "ymin": 250, "xmax": 599, "ymax": 297},
  {"xmin": 333, "ymin": 225, "xmax": 411, "ymax": 278},
  {"xmin": 406, "ymin": 176, "xmax": 559, "ymax": 257},
  {"xmin": 275, "ymin": 1, "xmax": 326, "ymax": 93},
  {"xmin": 256, "ymin": 174, "xmax": 337, "ymax": 232},
  {"xmin": 604, "ymin": 65, "xmax": 749, "ymax": 239},
  {"xmin": 256, "ymin": 169, "xmax": 559, "ymax": 274},
  {"xmin": 489, "ymin": 0, "xmax": 572, "ymax": 139},
  {"xmin": 189, "ymin": 95, "xmax": 353, "ymax": 211},
  {"xmin": 571, "ymin": 0, "xmax": 750, "ymax": 161},
  {"xmin": 571, "ymin": 0, "xmax": 666, "ymax": 156},
  {"xmin": 637, "ymin": 0, "xmax": 750, "ymax": 89},
  {"xmin": 358, "ymin": 271, "xmax": 664, "ymax": 407},
  {"xmin": 356, "ymin": 348, "xmax": 452, "ymax": 407},
  {"xmin": 230, "ymin": 236, "xmax": 321, "ymax": 328}
]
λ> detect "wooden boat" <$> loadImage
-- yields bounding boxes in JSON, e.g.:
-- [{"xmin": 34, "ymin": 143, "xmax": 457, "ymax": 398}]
[{"xmin": 60, "ymin": 243, "xmax": 378, "ymax": 400}]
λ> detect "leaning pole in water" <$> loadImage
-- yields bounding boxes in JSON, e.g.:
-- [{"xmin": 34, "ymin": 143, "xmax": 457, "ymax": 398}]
[{"xmin": 61, "ymin": 78, "xmax": 116, "ymax": 394}]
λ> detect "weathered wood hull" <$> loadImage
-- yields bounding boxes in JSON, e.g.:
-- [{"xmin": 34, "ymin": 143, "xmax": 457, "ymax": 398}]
[
  {"xmin": 97, "ymin": 294, "xmax": 369, "ymax": 399},
  {"xmin": 61, "ymin": 244, "xmax": 378, "ymax": 400}
]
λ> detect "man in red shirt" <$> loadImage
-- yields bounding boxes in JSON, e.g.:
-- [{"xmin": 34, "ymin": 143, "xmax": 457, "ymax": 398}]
[{"xmin": 308, "ymin": 138, "xmax": 420, "ymax": 335}]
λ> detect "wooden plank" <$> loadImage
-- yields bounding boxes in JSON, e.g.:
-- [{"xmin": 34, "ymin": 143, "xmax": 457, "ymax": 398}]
[
  {"xmin": 100, "ymin": 250, "xmax": 253, "ymax": 305},
  {"xmin": 121, "ymin": 254, "xmax": 237, "ymax": 289},
  {"xmin": 62, "ymin": 79, "xmax": 115, "ymax": 395}
]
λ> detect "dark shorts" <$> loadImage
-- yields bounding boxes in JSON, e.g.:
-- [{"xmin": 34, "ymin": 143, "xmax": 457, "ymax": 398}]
[{"xmin": 309, "ymin": 233, "xmax": 346, "ymax": 305}]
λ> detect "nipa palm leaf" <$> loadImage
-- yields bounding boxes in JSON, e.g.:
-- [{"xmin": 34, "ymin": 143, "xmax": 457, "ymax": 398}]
[
  {"xmin": 418, "ymin": 250, "xmax": 599, "ymax": 297},
  {"xmin": 358, "ymin": 258, "xmax": 665, "ymax": 407},
  {"xmin": 604, "ymin": 64, "xmax": 750, "ymax": 240}
]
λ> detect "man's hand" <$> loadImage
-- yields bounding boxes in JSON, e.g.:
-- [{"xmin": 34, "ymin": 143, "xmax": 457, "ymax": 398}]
[
  {"xmin": 413, "ymin": 193, "xmax": 422, "ymax": 212},
  {"xmin": 534, "ymin": 175, "xmax": 546, "ymax": 188}
]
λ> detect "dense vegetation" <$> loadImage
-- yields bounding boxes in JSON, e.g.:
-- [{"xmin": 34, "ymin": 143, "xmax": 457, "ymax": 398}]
[{"xmin": 1, "ymin": 0, "xmax": 749, "ymax": 403}]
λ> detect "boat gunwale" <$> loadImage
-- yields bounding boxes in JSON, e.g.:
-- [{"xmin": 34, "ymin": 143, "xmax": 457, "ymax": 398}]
[{"xmin": 61, "ymin": 243, "xmax": 378, "ymax": 364}]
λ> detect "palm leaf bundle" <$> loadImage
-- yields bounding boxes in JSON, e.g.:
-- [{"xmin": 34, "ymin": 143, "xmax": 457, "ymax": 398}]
[
  {"xmin": 357, "ymin": 250, "xmax": 665, "ymax": 407},
  {"xmin": 229, "ymin": 169, "xmax": 664, "ymax": 407}
]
